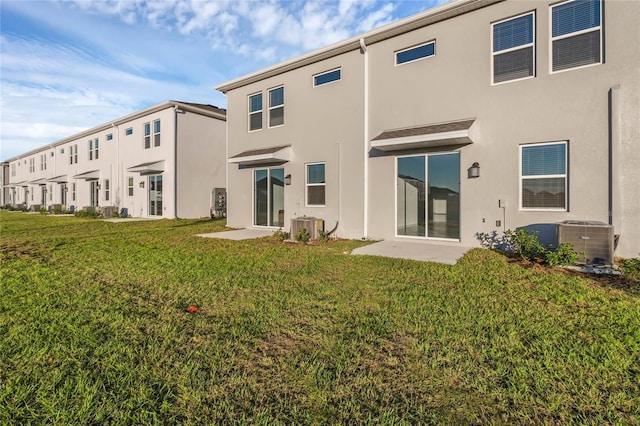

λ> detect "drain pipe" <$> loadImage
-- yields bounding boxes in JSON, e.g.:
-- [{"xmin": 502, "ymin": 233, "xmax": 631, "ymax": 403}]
[
  {"xmin": 173, "ymin": 104, "xmax": 180, "ymax": 219},
  {"xmin": 360, "ymin": 38, "xmax": 369, "ymax": 240}
]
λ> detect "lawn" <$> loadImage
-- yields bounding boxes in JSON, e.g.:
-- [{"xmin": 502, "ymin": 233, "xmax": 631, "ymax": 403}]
[{"xmin": 1, "ymin": 212, "xmax": 639, "ymax": 424}]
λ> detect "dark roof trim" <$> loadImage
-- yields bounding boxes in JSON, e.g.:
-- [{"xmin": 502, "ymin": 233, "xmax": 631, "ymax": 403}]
[
  {"xmin": 229, "ymin": 145, "xmax": 291, "ymax": 166},
  {"xmin": 371, "ymin": 119, "xmax": 476, "ymax": 151}
]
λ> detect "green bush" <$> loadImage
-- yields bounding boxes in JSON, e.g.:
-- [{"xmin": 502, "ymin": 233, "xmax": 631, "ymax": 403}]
[
  {"xmin": 545, "ymin": 242, "xmax": 580, "ymax": 266},
  {"xmin": 75, "ymin": 210, "xmax": 100, "ymax": 218},
  {"xmin": 273, "ymin": 228, "xmax": 289, "ymax": 241},
  {"xmin": 294, "ymin": 227, "xmax": 310, "ymax": 244},
  {"xmin": 620, "ymin": 256, "xmax": 640, "ymax": 280},
  {"xmin": 504, "ymin": 229, "xmax": 546, "ymax": 262},
  {"xmin": 317, "ymin": 229, "xmax": 331, "ymax": 243}
]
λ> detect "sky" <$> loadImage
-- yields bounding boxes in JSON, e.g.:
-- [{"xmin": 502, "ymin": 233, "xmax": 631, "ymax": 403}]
[{"xmin": 0, "ymin": 0, "xmax": 447, "ymax": 161}]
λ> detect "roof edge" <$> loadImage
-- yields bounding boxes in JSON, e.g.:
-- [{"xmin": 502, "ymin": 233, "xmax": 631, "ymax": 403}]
[{"xmin": 215, "ymin": 0, "xmax": 501, "ymax": 93}]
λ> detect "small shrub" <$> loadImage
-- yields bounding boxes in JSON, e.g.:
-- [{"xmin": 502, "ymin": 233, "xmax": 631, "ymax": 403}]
[
  {"xmin": 545, "ymin": 242, "xmax": 580, "ymax": 266},
  {"xmin": 504, "ymin": 229, "xmax": 546, "ymax": 262},
  {"xmin": 294, "ymin": 227, "xmax": 310, "ymax": 244},
  {"xmin": 39, "ymin": 207, "xmax": 47, "ymax": 215},
  {"xmin": 112, "ymin": 211, "xmax": 120, "ymax": 218},
  {"xmin": 274, "ymin": 228, "xmax": 289, "ymax": 241},
  {"xmin": 620, "ymin": 256, "xmax": 640, "ymax": 280},
  {"xmin": 317, "ymin": 229, "xmax": 331, "ymax": 243},
  {"xmin": 75, "ymin": 210, "xmax": 100, "ymax": 218}
]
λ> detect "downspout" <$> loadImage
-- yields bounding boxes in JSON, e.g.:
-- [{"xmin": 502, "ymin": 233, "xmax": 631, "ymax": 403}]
[
  {"xmin": 174, "ymin": 104, "xmax": 179, "ymax": 219},
  {"xmin": 360, "ymin": 38, "xmax": 369, "ymax": 240},
  {"xmin": 112, "ymin": 123, "xmax": 119, "ymax": 211}
]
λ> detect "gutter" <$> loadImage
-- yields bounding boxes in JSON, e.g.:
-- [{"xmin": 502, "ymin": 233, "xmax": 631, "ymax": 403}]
[{"xmin": 360, "ymin": 38, "xmax": 369, "ymax": 240}]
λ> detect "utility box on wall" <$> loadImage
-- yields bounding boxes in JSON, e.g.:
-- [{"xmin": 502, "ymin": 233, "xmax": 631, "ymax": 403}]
[
  {"xmin": 557, "ymin": 221, "xmax": 614, "ymax": 266},
  {"xmin": 211, "ymin": 188, "xmax": 226, "ymax": 219}
]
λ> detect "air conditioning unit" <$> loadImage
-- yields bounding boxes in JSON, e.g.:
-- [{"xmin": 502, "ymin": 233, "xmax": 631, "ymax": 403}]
[
  {"xmin": 557, "ymin": 220, "xmax": 614, "ymax": 266},
  {"xmin": 290, "ymin": 217, "xmax": 324, "ymax": 240},
  {"xmin": 101, "ymin": 206, "xmax": 116, "ymax": 218}
]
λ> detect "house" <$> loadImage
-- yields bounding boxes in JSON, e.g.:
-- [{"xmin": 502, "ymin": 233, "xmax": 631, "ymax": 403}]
[
  {"xmin": 4, "ymin": 101, "xmax": 226, "ymax": 218},
  {"xmin": 216, "ymin": 0, "xmax": 640, "ymax": 259}
]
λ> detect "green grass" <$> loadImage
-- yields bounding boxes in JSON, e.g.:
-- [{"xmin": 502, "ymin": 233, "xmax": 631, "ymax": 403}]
[{"xmin": 1, "ymin": 212, "xmax": 639, "ymax": 425}]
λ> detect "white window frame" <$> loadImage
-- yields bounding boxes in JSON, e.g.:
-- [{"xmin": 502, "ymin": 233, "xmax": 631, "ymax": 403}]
[
  {"xmin": 89, "ymin": 138, "xmax": 99, "ymax": 160},
  {"xmin": 395, "ymin": 40, "xmax": 436, "ymax": 66},
  {"xmin": 144, "ymin": 122, "xmax": 151, "ymax": 149},
  {"xmin": 72, "ymin": 182, "xmax": 76, "ymax": 202},
  {"xmin": 106, "ymin": 133, "xmax": 113, "ymax": 141},
  {"xmin": 153, "ymin": 119, "xmax": 161, "ymax": 147},
  {"xmin": 248, "ymin": 92, "xmax": 263, "ymax": 132},
  {"xmin": 40, "ymin": 154, "xmax": 46, "ymax": 171},
  {"xmin": 491, "ymin": 11, "xmax": 536, "ymax": 85},
  {"xmin": 313, "ymin": 68, "xmax": 342, "ymax": 87},
  {"xmin": 125, "ymin": 128, "xmax": 133, "ymax": 136},
  {"xmin": 305, "ymin": 162, "xmax": 326, "ymax": 207},
  {"xmin": 29, "ymin": 158, "xmax": 35, "ymax": 173},
  {"xmin": 268, "ymin": 86, "xmax": 284, "ymax": 129},
  {"xmin": 549, "ymin": 0, "xmax": 603, "ymax": 74},
  {"xmin": 128, "ymin": 177, "xmax": 134, "ymax": 197},
  {"xmin": 519, "ymin": 141, "xmax": 568, "ymax": 211},
  {"xmin": 104, "ymin": 179, "xmax": 110, "ymax": 202}
]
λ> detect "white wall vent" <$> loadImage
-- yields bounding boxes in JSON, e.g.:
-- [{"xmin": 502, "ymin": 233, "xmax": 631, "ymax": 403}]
[
  {"xmin": 290, "ymin": 217, "xmax": 324, "ymax": 240},
  {"xmin": 557, "ymin": 221, "xmax": 614, "ymax": 265}
]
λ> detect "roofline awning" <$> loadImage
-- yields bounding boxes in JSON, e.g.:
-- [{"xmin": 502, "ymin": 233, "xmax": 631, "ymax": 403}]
[
  {"xmin": 371, "ymin": 119, "xmax": 476, "ymax": 152},
  {"xmin": 73, "ymin": 170, "xmax": 100, "ymax": 180},
  {"xmin": 127, "ymin": 160, "xmax": 165, "ymax": 175},
  {"xmin": 47, "ymin": 175, "xmax": 68, "ymax": 183},
  {"xmin": 29, "ymin": 178, "xmax": 49, "ymax": 185},
  {"xmin": 229, "ymin": 146, "xmax": 291, "ymax": 166}
]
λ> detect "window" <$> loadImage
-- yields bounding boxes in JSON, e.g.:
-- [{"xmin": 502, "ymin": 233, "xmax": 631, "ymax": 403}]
[
  {"xmin": 69, "ymin": 145, "xmax": 78, "ymax": 165},
  {"xmin": 29, "ymin": 158, "xmax": 35, "ymax": 173},
  {"xmin": 89, "ymin": 138, "xmax": 99, "ymax": 160},
  {"xmin": 104, "ymin": 179, "xmax": 110, "ymax": 201},
  {"xmin": 492, "ymin": 12, "xmax": 535, "ymax": 84},
  {"xmin": 72, "ymin": 183, "xmax": 76, "ymax": 202},
  {"xmin": 248, "ymin": 93, "xmax": 263, "ymax": 131},
  {"xmin": 60, "ymin": 148, "xmax": 65, "ymax": 154},
  {"xmin": 125, "ymin": 128, "xmax": 133, "ymax": 136},
  {"xmin": 268, "ymin": 86, "xmax": 284, "ymax": 128},
  {"xmin": 313, "ymin": 68, "xmax": 341, "ymax": 86},
  {"xmin": 40, "ymin": 154, "xmax": 46, "ymax": 171},
  {"xmin": 128, "ymin": 177, "xmax": 134, "ymax": 196},
  {"xmin": 144, "ymin": 123, "xmax": 151, "ymax": 149},
  {"xmin": 395, "ymin": 41, "xmax": 436, "ymax": 65},
  {"xmin": 551, "ymin": 0, "xmax": 602, "ymax": 72},
  {"xmin": 106, "ymin": 133, "xmax": 113, "ymax": 141},
  {"xmin": 11, "ymin": 164, "xmax": 15, "ymax": 177},
  {"xmin": 153, "ymin": 120, "xmax": 160, "ymax": 147},
  {"xmin": 49, "ymin": 185, "xmax": 52, "ymax": 201},
  {"xmin": 306, "ymin": 163, "xmax": 326, "ymax": 206},
  {"xmin": 520, "ymin": 142, "xmax": 567, "ymax": 210}
]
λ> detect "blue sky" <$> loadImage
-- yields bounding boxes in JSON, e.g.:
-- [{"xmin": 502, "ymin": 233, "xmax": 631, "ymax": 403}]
[{"xmin": 1, "ymin": 0, "xmax": 446, "ymax": 161}]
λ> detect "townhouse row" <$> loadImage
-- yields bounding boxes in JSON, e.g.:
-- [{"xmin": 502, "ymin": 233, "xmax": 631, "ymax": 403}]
[
  {"xmin": 215, "ymin": 0, "xmax": 640, "ymax": 259},
  {"xmin": 2, "ymin": 101, "xmax": 226, "ymax": 218},
  {"xmin": 3, "ymin": 0, "xmax": 638, "ymax": 260}
]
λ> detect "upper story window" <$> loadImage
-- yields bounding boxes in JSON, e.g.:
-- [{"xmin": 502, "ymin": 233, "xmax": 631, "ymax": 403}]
[
  {"xmin": 306, "ymin": 162, "xmax": 326, "ymax": 207},
  {"xmin": 128, "ymin": 177, "xmax": 134, "ymax": 196},
  {"xmin": 89, "ymin": 138, "xmax": 99, "ymax": 160},
  {"xmin": 520, "ymin": 141, "xmax": 567, "ymax": 210},
  {"xmin": 144, "ymin": 123, "xmax": 151, "ymax": 149},
  {"xmin": 69, "ymin": 145, "xmax": 78, "ymax": 165},
  {"xmin": 551, "ymin": 0, "xmax": 602, "ymax": 72},
  {"xmin": 268, "ymin": 86, "xmax": 284, "ymax": 128},
  {"xmin": 492, "ymin": 12, "xmax": 535, "ymax": 84},
  {"xmin": 153, "ymin": 120, "xmax": 161, "ymax": 147},
  {"xmin": 29, "ymin": 158, "xmax": 35, "ymax": 173},
  {"xmin": 104, "ymin": 179, "xmax": 110, "ymax": 201},
  {"xmin": 313, "ymin": 68, "xmax": 341, "ymax": 87},
  {"xmin": 395, "ymin": 41, "xmax": 436, "ymax": 65},
  {"xmin": 40, "ymin": 154, "xmax": 46, "ymax": 171},
  {"xmin": 106, "ymin": 133, "xmax": 113, "ymax": 141},
  {"xmin": 125, "ymin": 128, "xmax": 133, "ymax": 136},
  {"xmin": 248, "ymin": 93, "xmax": 263, "ymax": 131},
  {"xmin": 11, "ymin": 163, "xmax": 16, "ymax": 176}
]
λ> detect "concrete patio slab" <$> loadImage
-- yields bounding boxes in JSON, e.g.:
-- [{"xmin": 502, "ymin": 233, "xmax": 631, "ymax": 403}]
[
  {"xmin": 352, "ymin": 239, "xmax": 472, "ymax": 265},
  {"xmin": 197, "ymin": 228, "xmax": 275, "ymax": 241}
]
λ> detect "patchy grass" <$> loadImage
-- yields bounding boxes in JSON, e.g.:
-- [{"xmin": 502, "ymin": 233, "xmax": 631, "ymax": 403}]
[{"xmin": 1, "ymin": 212, "xmax": 639, "ymax": 424}]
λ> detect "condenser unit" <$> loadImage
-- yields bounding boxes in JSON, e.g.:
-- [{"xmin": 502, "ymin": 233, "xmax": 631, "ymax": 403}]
[
  {"xmin": 556, "ymin": 221, "xmax": 614, "ymax": 266},
  {"xmin": 290, "ymin": 217, "xmax": 324, "ymax": 240}
]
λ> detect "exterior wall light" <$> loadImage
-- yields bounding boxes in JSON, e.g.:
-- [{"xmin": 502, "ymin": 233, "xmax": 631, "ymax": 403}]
[
  {"xmin": 284, "ymin": 174, "xmax": 292, "ymax": 185},
  {"xmin": 139, "ymin": 181, "xmax": 145, "ymax": 188},
  {"xmin": 467, "ymin": 162, "xmax": 480, "ymax": 178}
]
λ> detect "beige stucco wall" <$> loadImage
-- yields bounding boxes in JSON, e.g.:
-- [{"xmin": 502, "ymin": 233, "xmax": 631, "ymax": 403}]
[
  {"xmin": 226, "ymin": 49, "xmax": 366, "ymax": 239},
  {"xmin": 176, "ymin": 110, "xmax": 227, "ymax": 218}
]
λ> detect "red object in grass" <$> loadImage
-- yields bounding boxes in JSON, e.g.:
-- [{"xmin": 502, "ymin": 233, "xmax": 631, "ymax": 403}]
[{"xmin": 187, "ymin": 305, "xmax": 198, "ymax": 313}]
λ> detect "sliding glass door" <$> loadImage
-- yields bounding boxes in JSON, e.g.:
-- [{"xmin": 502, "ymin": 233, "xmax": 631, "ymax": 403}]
[
  {"xmin": 397, "ymin": 153, "xmax": 460, "ymax": 240},
  {"xmin": 149, "ymin": 175, "xmax": 163, "ymax": 216},
  {"xmin": 254, "ymin": 168, "xmax": 284, "ymax": 227}
]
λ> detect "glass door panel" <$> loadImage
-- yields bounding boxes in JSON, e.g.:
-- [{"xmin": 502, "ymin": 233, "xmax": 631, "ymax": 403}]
[
  {"xmin": 270, "ymin": 168, "xmax": 284, "ymax": 227},
  {"xmin": 397, "ymin": 156, "xmax": 426, "ymax": 237},
  {"xmin": 149, "ymin": 175, "xmax": 163, "ymax": 216},
  {"xmin": 254, "ymin": 169, "xmax": 268, "ymax": 226},
  {"xmin": 427, "ymin": 153, "xmax": 460, "ymax": 239}
]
